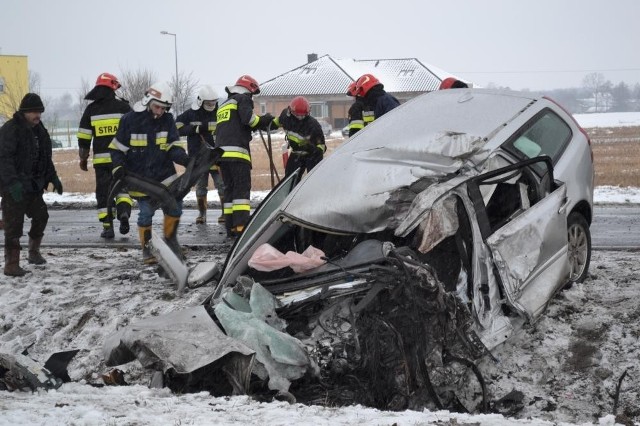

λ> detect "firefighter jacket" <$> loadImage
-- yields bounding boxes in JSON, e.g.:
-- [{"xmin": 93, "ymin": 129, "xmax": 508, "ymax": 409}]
[
  {"xmin": 363, "ymin": 85, "xmax": 400, "ymax": 121},
  {"xmin": 77, "ymin": 88, "xmax": 131, "ymax": 167},
  {"xmin": 0, "ymin": 112, "xmax": 58, "ymax": 194},
  {"xmin": 109, "ymin": 109, "xmax": 188, "ymax": 197},
  {"xmin": 215, "ymin": 93, "xmax": 271, "ymax": 166},
  {"xmin": 347, "ymin": 98, "xmax": 370, "ymax": 137},
  {"xmin": 273, "ymin": 109, "xmax": 326, "ymax": 155},
  {"xmin": 176, "ymin": 106, "xmax": 217, "ymax": 156}
]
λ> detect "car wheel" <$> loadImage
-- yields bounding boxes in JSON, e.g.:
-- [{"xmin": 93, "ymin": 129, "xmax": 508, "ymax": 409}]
[{"xmin": 566, "ymin": 212, "xmax": 591, "ymax": 285}]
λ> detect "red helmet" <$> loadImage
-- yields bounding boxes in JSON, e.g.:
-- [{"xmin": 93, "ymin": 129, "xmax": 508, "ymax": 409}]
[
  {"xmin": 439, "ymin": 77, "xmax": 469, "ymax": 90},
  {"xmin": 355, "ymin": 74, "xmax": 380, "ymax": 97},
  {"xmin": 95, "ymin": 72, "xmax": 121, "ymax": 90},
  {"xmin": 289, "ymin": 96, "xmax": 310, "ymax": 117},
  {"xmin": 346, "ymin": 81, "xmax": 358, "ymax": 97},
  {"xmin": 235, "ymin": 75, "xmax": 260, "ymax": 94}
]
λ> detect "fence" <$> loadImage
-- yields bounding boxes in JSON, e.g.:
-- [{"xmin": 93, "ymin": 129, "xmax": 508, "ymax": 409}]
[{"xmin": 46, "ymin": 120, "xmax": 78, "ymax": 148}]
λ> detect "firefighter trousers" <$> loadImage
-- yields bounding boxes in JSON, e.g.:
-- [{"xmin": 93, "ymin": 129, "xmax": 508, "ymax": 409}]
[
  {"xmin": 95, "ymin": 166, "xmax": 132, "ymax": 223},
  {"xmin": 219, "ymin": 161, "xmax": 251, "ymax": 234}
]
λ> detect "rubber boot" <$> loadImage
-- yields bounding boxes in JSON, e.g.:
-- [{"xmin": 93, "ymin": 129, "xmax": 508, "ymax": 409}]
[
  {"xmin": 196, "ymin": 196, "xmax": 207, "ymax": 224},
  {"xmin": 217, "ymin": 196, "xmax": 225, "ymax": 223},
  {"xmin": 164, "ymin": 215, "xmax": 183, "ymax": 259},
  {"xmin": 27, "ymin": 237, "xmax": 46, "ymax": 265},
  {"xmin": 138, "ymin": 226, "xmax": 157, "ymax": 265},
  {"xmin": 101, "ymin": 223, "xmax": 115, "ymax": 239},
  {"xmin": 119, "ymin": 212, "xmax": 130, "ymax": 235},
  {"xmin": 4, "ymin": 248, "xmax": 28, "ymax": 277}
]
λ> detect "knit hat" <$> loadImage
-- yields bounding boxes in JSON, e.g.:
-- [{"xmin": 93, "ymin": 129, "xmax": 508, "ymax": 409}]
[{"xmin": 19, "ymin": 93, "xmax": 45, "ymax": 113}]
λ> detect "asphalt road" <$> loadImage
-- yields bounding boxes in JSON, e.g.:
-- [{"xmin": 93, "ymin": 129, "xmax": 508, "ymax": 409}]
[
  {"xmin": 0, "ymin": 205, "xmax": 637, "ymax": 250},
  {"xmin": 1, "ymin": 209, "xmax": 229, "ymax": 249}
]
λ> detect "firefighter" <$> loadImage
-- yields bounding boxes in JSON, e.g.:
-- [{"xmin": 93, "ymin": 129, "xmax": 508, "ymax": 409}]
[
  {"xmin": 176, "ymin": 85, "xmax": 225, "ymax": 224},
  {"xmin": 439, "ymin": 77, "xmax": 469, "ymax": 89},
  {"xmin": 215, "ymin": 75, "xmax": 273, "ymax": 238},
  {"xmin": 0, "ymin": 93, "xmax": 63, "ymax": 276},
  {"xmin": 354, "ymin": 74, "xmax": 400, "ymax": 121},
  {"xmin": 272, "ymin": 96, "xmax": 326, "ymax": 179},
  {"xmin": 77, "ymin": 72, "xmax": 133, "ymax": 238},
  {"xmin": 346, "ymin": 81, "xmax": 367, "ymax": 137},
  {"xmin": 109, "ymin": 82, "xmax": 189, "ymax": 264}
]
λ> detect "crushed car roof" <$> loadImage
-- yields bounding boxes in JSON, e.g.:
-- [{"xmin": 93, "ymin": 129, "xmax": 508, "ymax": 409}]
[{"xmin": 283, "ymin": 89, "xmax": 539, "ymax": 233}]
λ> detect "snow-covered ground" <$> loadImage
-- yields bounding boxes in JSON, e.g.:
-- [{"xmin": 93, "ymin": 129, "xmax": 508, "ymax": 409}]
[
  {"xmin": 573, "ymin": 112, "xmax": 640, "ymax": 129},
  {"xmin": 1, "ymin": 186, "xmax": 639, "ymax": 426}
]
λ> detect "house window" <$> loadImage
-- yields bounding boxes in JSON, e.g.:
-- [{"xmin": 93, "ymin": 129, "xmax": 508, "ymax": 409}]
[
  {"xmin": 300, "ymin": 67, "xmax": 317, "ymax": 75},
  {"xmin": 259, "ymin": 102, "xmax": 266, "ymax": 114},
  {"xmin": 399, "ymin": 69, "xmax": 414, "ymax": 77},
  {"xmin": 309, "ymin": 102, "xmax": 327, "ymax": 118}
]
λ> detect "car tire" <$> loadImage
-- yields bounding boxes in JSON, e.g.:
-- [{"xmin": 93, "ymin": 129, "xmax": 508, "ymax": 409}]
[{"xmin": 566, "ymin": 212, "xmax": 591, "ymax": 286}]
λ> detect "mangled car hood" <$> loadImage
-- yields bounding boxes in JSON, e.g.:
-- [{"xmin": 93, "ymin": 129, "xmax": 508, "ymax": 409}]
[{"xmin": 282, "ymin": 90, "xmax": 537, "ymax": 233}]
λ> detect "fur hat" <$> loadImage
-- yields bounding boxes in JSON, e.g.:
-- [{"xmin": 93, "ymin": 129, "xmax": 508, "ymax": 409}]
[{"xmin": 19, "ymin": 93, "xmax": 45, "ymax": 113}]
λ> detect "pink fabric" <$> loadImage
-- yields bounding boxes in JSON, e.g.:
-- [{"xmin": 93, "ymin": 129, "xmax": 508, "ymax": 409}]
[{"xmin": 248, "ymin": 243, "xmax": 326, "ymax": 273}]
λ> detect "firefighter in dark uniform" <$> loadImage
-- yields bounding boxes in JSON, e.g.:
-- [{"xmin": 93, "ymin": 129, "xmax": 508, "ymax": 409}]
[
  {"xmin": 346, "ymin": 81, "xmax": 367, "ymax": 137},
  {"xmin": 272, "ymin": 96, "xmax": 326, "ymax": 178},
  {"xmin": 109, "ymin": 82, "xmax": 189, "ymax": 264},
  {"xmin": 176, "ymin": 85, "xmax": 225, "ymax": 224},
  {"xmin": 77, "ymin": 72, "xmax": 133, "ymax": 238},
  {"xmin": 355, "ymin": 74, "xmax": 400, "ymax": 121},
  {"xmin": 439, "ymin": 77, "xmax": 469, "ymax": 89},
  {"xmin": 215, "ymin": 75, "xmax": 273, "ymax": 238}
]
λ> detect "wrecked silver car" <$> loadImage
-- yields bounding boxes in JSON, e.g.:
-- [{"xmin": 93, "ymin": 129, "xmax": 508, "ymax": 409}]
[{"xmin": 104, "ymin": 89, "xmax": 594, "ymax": 413}]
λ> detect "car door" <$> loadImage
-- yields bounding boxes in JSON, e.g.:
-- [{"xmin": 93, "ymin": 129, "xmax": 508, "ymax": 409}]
[
  {"xmin": 214, "ymin": 169, "xmax": 302, "ymax": 297},
  {"xmin": 468, "ymin": 157, "xmax": 569, "ymax": 322}
]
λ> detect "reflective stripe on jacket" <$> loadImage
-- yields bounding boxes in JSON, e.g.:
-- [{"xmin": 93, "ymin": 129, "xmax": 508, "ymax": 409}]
[
  {"xmin": 77, "ymin": 95, "xmax": 131, "ymax": 166},
  {"xmin": 109, "ymin": 109, "xmax": 187, "ymax": 193}
]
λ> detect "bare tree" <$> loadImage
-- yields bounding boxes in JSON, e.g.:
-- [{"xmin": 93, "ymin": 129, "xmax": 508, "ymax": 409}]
[
  {"xmin": 170, "ymin": 71, "xmax": 199, "ymax": 116},
  {"xmin": 582, "ymin": 72, "xmax": 610, "ymax": 112},
  {"xmin": 118, "ymin": 68, "xmax": 158, "ymax": 106},
  {"xmin": 76, "ymin": 77, "xmax": 91, "ymax": 117},
  {"xmin": 29, "ymin": 71, "xmax": 41, "ymax": 93}
]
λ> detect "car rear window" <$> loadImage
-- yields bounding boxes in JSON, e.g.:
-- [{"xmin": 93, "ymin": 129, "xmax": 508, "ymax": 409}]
[{"xmin": 504, "ymin": 109, "xmax": 572, "ymax": 165}]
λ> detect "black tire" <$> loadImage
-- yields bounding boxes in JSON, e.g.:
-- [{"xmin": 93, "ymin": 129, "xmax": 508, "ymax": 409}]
[{"xmin": 566, "ymin": 212, "xmax": 591, "ymax": 285}]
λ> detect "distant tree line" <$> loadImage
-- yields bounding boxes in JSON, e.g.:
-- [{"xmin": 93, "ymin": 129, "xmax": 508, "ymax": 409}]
[
  {"xmin": 0, "ymin": 68, "xmax": 199, "ymax": 129},
  {"xmin": 488, "ymin": 72, "xmax": 640, "ymax": 114},
  {"xmin": 2, "ymin": 69, "xmax": 639, "ymax": 129}
]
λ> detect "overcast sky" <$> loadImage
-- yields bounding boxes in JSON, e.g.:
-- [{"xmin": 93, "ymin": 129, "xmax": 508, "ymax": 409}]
[{"xmin": 2, "ymin": 0, "xmax": 639, "ymax": 100}]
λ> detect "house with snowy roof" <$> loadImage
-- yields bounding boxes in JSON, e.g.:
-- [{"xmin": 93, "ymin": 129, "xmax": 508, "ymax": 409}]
[{"xmin": 255, "ymin": 54, "xmax": 457, "ymax": 129}]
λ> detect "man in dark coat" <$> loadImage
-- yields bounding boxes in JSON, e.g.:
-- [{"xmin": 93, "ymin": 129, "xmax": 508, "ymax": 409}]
[{"xmin": 0, "ymin": 93, "xmax": 63, "ymax": 276}]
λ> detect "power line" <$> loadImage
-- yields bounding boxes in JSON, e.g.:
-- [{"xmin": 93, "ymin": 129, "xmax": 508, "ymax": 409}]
[{"xmin": 455, "ymin": 68, "xmax": 640, "ymax": 75}]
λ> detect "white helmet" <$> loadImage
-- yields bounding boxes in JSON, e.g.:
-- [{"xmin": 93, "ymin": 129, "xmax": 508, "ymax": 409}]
[
  {"xmin": 141, "ymin": 81, "xmax": 173, "ymax": 108},
  {"xmin": 192, "ymin": 85, "xmax": 219, "ymax": 111}
]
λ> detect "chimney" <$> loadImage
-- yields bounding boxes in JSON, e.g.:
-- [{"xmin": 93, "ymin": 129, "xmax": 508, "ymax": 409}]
[{"xmin": 307, "ymin": 53, "xmax": 318, "ymax": 63}]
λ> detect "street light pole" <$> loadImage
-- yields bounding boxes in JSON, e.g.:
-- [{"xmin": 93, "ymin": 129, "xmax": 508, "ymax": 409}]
[{"xmin": 160, "ymin": 30, "xmax": 178, "ymax": 112}]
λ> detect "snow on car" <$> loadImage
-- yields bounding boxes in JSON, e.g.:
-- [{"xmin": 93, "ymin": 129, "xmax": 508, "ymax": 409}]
[{"xmin": 103, "ymin": 88, "xmax": 594, "ymax": 413}]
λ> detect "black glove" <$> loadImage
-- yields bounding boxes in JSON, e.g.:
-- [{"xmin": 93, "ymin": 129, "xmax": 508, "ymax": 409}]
[
  {"xmin": 79, "ymin": 147, "xmax": 90, "ymax": 171},
  {"xmin": 8, "ymin": 181, "xmax": 24, "ymax": 202},
  {"xmin": 260, "ymin": 113, "xmax": 274, "ymax": 130},
  {"xmin": 51, "ymin": 175, "xmax": 63, "ymax": 195},
  {"xmin": 112, "ymin": 166, "xmax": 126, "ymax": 182}
]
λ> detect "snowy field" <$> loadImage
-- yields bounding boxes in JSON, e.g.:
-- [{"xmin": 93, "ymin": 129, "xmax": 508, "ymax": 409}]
[{"xmin": 2, "ymin": 110, "xmax": 640, "ymax": 426}]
